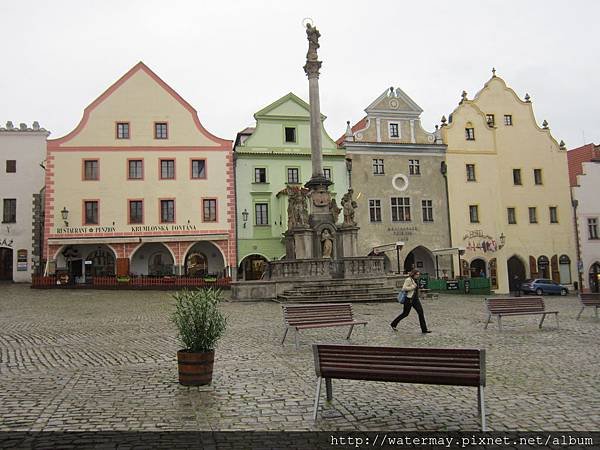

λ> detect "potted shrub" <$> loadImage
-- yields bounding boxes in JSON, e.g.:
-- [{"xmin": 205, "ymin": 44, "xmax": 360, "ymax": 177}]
[{"xmin": 171, "ymin": 288, "xmax": 227, "ymax": 386}]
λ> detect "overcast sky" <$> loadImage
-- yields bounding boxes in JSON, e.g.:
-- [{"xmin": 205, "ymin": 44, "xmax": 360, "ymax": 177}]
[{"xmin": 1, "ymin": 0, "xmax": 598, "ymax": 148}]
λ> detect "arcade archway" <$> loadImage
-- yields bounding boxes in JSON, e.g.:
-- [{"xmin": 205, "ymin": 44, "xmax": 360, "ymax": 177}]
[
  {"xmin": 470, "ymin": 258, "xmax": 487, "ymax": 278},
  {"xmin": 239, "ymin": 254, "xmax": 269, "ymax": 280},
  {"xmin": 403, "ymin": 246, "xmax": 435, "ymax": 276},
  {"xmin": 590, "ymin": 262, "xmax": 600, "ymax": 293}
]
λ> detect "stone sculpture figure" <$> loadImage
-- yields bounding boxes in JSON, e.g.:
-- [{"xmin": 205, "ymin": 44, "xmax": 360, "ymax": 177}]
[
  {"xmin": 306, "ymin": 23, "xmax": 320, "ymax": 61},
  {"xmin": 329, "ymin": 198, "xmax": 341, "ymax": 223},
  {"xmin": 287, "ymin": 186, "xmax": 309, "ymax": 229},
  {"xmin": 341, "ymin": 189, "xmax": 358, "ymax": 226},
  {"xmin": 321, "ymin": 229, "xmax": 333, "ymax": 259}
]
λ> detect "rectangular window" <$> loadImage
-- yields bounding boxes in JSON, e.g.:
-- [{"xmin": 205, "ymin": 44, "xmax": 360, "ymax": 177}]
[
  {"xmin": 589, "ymin": 218, "xmax": 599, "ymax": 239},
  {"xmin": 466, "ymin": 164, "xmax": 476, "ymax": 181},
  {"xmin": 287, "ymin": 168, "xmax": 299, "ymax": 184},
  {"xmin": 369, "ymin": 199, "xmax": 382, "ymax": 223},
  {"xmin": 254, "ymin": 168, "xmax": 267, "ymax": 183},
  {"xmin": 191, "ymin": 159, "xmax": 206, "ymax": 179},
  {"xmin": 469, "ymin": 205, "xmax": 479, "ymax": 223},
  {"xmin": 529, "ymin": 207, "xmax": 537, "ymax": 224},
  {"xmin": 2, "ymin": 199, "xmax": 16, "ymax": 223},
  {"xmin": 160, "ymin": 200, "xmax": 175, "ymax": 223},
  {"xmin": 116, "ymin": 122, "xmax": 130, "ymax": 139},
  {"xmin": 391, "ymin": 197, "xmax": 411, "ymax": 222},
  {"xmin": 84, "ymin": 201, "xmax": 98, "ymax": 225},
  {"xmin": 389, "ymin": 123, "xmax": 399, "ymax": 138},
  {"xmin": 373, "ymin": 159, "xmax": 384, "ymax": 175},
  {"xmin": 422, "ymin": 200, "xmax": 434, "ymax": 222},
  {"xmin": 129, "ymin": 200, "xmax": 143, "ymax": 224},
  {"xmin": 154, "ymin": 122, "xmax": 168, "ymax": 139},
  {"xmin": 6, "ymin": 160, "xmax": 16, "ymax": 173},
  {"xmin": 409, "ymin": 159, "xmax": 420, "ymax": 175},
  {"xmin": 465, "ymin": 128, "xmax": 475, "ymax": 140},
  {"xmin": 255, "ymin": 203, "xmax": 269, "ymax": 225},
  {"xmin": 128, "ymin": 160, "xmax": 143, "ymax": 179},
  {"xmin": 284, "ymin": 127, "xmax": 296, "ymax": 143},
  {"xmin": 549, "ymin": 206, "xmax": 558, "ymax": 224},
  {"xmin": 513, "ymin": 168, "xmax": 522, "ymax": 185},
  {"xmin": 202, "ymin": 199, "xmax": 217, "ymax": 222},
  {"xmin": 486, "ymin": 114, "xmax": 495, "ymax": 126},
  {"xmin": 323, "ymin": 168, "xmax": 331, "ymax": 180},
  {"xmin": 507, "ymin": 207, "xmax": 517, "ymax": 224},
  {"xmin": 534, "ymin": 168, "xmax": 543, "ymax": 185},
  {"xmin": 504, "ymin": 115, "xmax": 513, "ymax": 126},
  {"xmin": 83, "ymin": 159, "xmax": 99, "ymax": 180},
  {"xmin": 160, "ymin": 159, "xmax": 175, "ymax": 179}
]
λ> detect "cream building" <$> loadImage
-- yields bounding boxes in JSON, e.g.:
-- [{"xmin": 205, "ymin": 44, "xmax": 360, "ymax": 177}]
[
  {"xmin": 442, "ymin": 72, "xmax": 576, "ymax": 293},
  {"xmin": 44, "ymin": 62, "xmax": 235, "ymax": 282}
]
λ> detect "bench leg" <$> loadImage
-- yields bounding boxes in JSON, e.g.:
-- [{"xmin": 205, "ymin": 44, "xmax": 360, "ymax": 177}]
[
  {"xmin": 539, "ymin": 313, "xmax": 546, "ymax": 329},
  {"xmin": 281, "ymin": 327, "xmax": 289, "ymax": 345},
  {"xmin": 478, "ymin": 386, "xmax": 487, "ymax": 431},
  {"xmin": 325, "ymin": 378, "xmax": 333, "ymax": 402},
  {"xmin": 312, "ymin": 377, "xmax": 322, "ymax": 421},
  {"xmin": 484, "ymin": 314, "xmax": 492, "ymax": 329},
  {"xmin": 577, "ymin": 307, "xmax": 584, "ymax": 320},
  {"xmin": 497, "ymin": 315, "xmax": 502, "ymax": 331},
  {"xmin": 346, "ymin": 324, "xmax": 355, "ymax": 340}
]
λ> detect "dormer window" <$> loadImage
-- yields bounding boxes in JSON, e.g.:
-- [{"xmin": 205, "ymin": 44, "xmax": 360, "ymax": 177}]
[
  {"xmin": 284, "ymin": 127, "xmax": 296, "ymax": 143},
  {"xmin": 486, "ymin": 114, "xmax": 495, "ymax": 126},
  {"xmin": 389, "ymin": 123, "xmax": 399, "ymax": 138},
  {"xmin": 504, "ymin": 115, "xmax": 513, "ymax": 126},
  {"xmin": 465, "ymin": 127, "xmax": 475, "ymax": 140}
]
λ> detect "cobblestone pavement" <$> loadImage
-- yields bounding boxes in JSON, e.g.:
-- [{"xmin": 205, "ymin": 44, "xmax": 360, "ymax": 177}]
[{"xmin": 0, "ymin": 284, "xmax": 599, "ymax": 432}]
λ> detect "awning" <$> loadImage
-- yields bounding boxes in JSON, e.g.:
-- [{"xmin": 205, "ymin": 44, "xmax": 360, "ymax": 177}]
[
  {"xmin": 432, "ymin": 247, "xmax": 466, "ymax": 256},
  {"xmin": 371, "ymin": 241, "xmax": 405, "ymax": 253}
]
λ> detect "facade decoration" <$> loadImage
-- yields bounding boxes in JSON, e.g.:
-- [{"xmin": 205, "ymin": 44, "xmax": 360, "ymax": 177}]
[
  {"xmin": 569, "ymin": 143, "xmax": 600, "ymax": 292},
  {"xmin": 340, "ymin": 86, "xmax": 451, "ymax": 275},
  {"xmin": 0, "ymin": 121, "xmax": 49, "ymax": 282},
  {"xmin": 442, "ymin": 72, "xmax": 576, "ymax": 293},
  {"xmin": 43, "ymin": 62, "xmax": 235, "ymax": 284}
]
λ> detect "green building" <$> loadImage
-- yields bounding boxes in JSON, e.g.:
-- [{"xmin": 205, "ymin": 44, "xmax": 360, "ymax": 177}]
[{"xmin": 233, "ymin": 93, "xmax": 348, "ymax": 280}]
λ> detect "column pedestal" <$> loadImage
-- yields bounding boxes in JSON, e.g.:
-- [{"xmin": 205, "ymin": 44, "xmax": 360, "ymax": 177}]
[{"xmin": 337, "ymin": 226, "xmax": 359, "ymax": 258}]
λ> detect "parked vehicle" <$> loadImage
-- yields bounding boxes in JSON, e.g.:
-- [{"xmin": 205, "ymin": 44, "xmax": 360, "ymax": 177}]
[{"xmin": 521, "ymin": 279, "xmax": 568, "ymax": 296}]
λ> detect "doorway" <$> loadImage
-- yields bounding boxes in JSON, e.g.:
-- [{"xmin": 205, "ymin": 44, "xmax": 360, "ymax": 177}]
[
  {"xmin": 590, "ymin": 262, "xmax": 600, "ymax": 293},
  {"xmin": 0, "ymin": 247, "xmax": 13, "ymax": 281},
  {"xmin": 470, "ymin": 258, "xmax": 487, "ymax": 278},
  {"xmin": 507, "ymin": 255, "xmax": 526, "ymax": 290}
]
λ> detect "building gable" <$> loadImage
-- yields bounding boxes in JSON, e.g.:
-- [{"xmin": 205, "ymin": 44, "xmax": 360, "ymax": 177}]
[
  {"xmin": 49, "ymin": 62, "xmax": 230, "ymax": 149},
  {"xmin": 365, "ymin": 87, "xmax": 423, "ymax": 118}
]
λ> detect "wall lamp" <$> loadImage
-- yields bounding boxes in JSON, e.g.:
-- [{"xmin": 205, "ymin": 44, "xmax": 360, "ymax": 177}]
[
  {"xmin": 61, "ymin": 207, "xmax": 69, "ymax": 227},
  {"xmin": 242, "ymin": 209, "xmax": 249, "ymax": 228}
]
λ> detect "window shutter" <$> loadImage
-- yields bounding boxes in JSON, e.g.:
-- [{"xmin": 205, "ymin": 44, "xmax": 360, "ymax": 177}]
[
  {"xmin": 529, "ymin": 256, "xmax": 538, "ymax": 279},
  {"xmin": 550, "ymin": 254, "xmax": 560, "ymax": 282}
]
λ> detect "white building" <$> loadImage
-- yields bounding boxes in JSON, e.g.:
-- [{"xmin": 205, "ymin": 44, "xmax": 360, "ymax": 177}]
[
  {"xmin": 0, "ymin": 121, "xmax": 49, "ymax": 282},
  {"xmin": 573, "ymin": 160, "xmax": 600, "ymax": 293}
]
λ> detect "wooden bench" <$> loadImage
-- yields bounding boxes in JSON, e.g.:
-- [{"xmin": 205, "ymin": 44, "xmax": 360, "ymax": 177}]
[
  {"xmin": 281, "ymin": 303, "xmax": 367, "ymax": 348},
  {"xmin": 577, "ymin": 293, "xmax": 600, "ymax": 320},
  {"xmin": 484, "ymin": 296, "xmax": 559, "ymax": 330},
  {"xmin": 312, "ymin": 344, "xmax": 487, "ymax": 431}
]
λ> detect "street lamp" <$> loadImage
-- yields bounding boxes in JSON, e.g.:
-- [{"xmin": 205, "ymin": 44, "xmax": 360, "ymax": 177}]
[
  {"xmin": 241, "ymin": 209, "xmax": 249, "ymax": 228},
  {"xmin": 61, "ymin": 207, "xmax": 69, "ymax": 227}
]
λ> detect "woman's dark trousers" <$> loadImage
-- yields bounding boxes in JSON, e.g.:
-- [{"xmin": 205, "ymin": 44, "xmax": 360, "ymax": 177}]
[{"xmin": 391, "ymin": 298, "xmax": 428, "ymax": 332}]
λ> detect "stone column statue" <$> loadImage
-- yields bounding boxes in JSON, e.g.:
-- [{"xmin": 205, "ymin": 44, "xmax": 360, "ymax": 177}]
[
  {"xmin": 341, "ymin": 189, "xmax": 358, "ymax": 227},
  {"xmin": 321, "ymin": 229, "xmax": 333, "ymax": 258}
]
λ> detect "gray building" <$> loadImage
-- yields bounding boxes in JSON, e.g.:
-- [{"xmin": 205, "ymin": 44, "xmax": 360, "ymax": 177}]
[{"xmin": 340, "ymin": 87, "xmax": 452, "ymax": 277}]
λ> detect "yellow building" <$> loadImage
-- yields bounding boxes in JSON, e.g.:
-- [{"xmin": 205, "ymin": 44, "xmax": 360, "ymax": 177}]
[
  {"xmin": 44, "ymin": 62, "xmax": 235, "ymax": 283},
  {"xmin": 442, "ymin": 72, "xmax": 576, "ymax": 294}
]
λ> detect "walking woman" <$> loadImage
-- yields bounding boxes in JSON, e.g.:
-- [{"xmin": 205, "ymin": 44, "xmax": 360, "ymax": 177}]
[{"xmin": 390, "ymin": 269, "xmax": 431, "ymax": 333}]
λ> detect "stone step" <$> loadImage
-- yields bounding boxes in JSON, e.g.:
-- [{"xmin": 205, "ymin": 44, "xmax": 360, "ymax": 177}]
[
  {"xmin": 282, "ymin": 287, "xmax": 395, "ymax": 296},
  {"xmin": 277, "ymin": 292, "xmax": 398, "ymax": 303}
]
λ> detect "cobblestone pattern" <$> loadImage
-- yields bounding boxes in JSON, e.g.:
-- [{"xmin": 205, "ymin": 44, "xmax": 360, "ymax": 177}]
[{"xmin": 0, "ymin": 285, "xmax": 599, "ymax": 431}]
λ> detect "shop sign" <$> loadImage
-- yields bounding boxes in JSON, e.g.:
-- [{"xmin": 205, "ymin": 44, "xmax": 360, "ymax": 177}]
[
  {"xmin": 387, "ymin": 226, "xmax": 419, "ymax": 239},
  {"xmin": 446, "ymin": 280, "xmax": 459, "ymax": 290},
  {"xmin": 462, "ymin": 230, "xmax": 505, "ymax": 253},
  {"xmin": 17, "ymin": 249, "xmax": 28, "ymax": 271},
  {"xmin": 55, "ymin": 224, "xmax": 199, "ymax": 234},
  {"xmin": 0, "ymin": 238, "xmax": 14, "ymax": 247}
]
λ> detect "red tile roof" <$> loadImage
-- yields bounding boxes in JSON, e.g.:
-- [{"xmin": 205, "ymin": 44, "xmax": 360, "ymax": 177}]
[
  {"xmin": 336, "ymin": 116, "xmax": 368, "ymax": 146},
  {"xmin": 568, "ymin": 143, "xmax": 600, "ymax": 186}
]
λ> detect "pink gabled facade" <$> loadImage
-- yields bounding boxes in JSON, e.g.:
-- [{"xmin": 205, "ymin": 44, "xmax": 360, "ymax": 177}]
[{"xmin": 43, "ymin": 62, "xmax": 236, "ymax": 282}]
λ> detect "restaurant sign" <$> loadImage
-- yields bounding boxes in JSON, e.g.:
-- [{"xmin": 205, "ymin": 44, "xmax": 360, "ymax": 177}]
[
  {"xmin": 55, "ymin": 224, "xmax": 199, "ymax": 234},
  {"xmin": 462, "ymin": 230, "xmax": 505, "ymax": 253}
]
